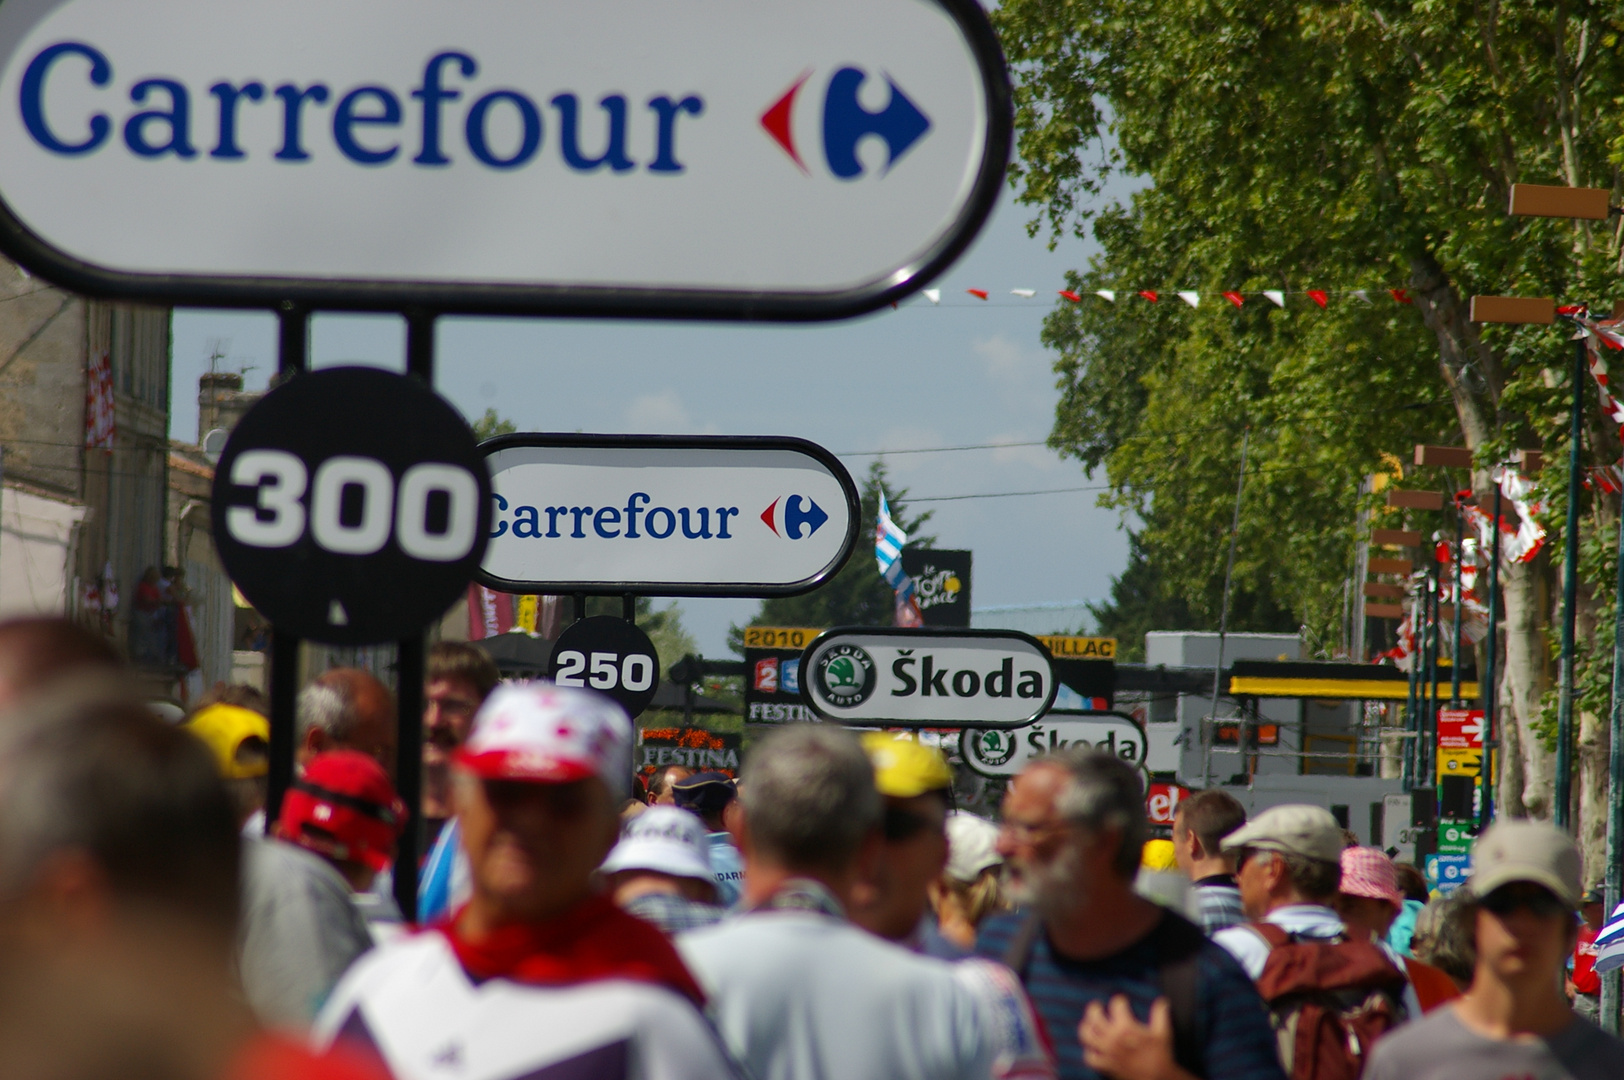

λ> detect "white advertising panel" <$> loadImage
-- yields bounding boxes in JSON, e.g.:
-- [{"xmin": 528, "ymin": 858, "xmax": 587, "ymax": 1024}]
[
  {"xmin": 800, "ymin": 628, "xmax": 1055, "ymax": 728},
  {"xmin": 0, "ymin": 0, "xmax": 1010, "ymax": 318},
  {"xmin": 959, "ymin": 712, "xmax": 1148, "ymax": 778},
  {"xmin": 480, "ymin": 435, "xmax": 858, "ymax": 596}
]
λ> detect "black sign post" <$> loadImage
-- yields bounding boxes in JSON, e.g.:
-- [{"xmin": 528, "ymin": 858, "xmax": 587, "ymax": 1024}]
[{"xmin": 213, "ymin": 353, "xmax": 490, "ymax": 923}]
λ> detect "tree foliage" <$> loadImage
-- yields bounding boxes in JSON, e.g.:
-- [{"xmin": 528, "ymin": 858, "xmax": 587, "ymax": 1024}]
[
  {"xmin": 471, "ymin": 408, "xmax": 516, "ymax": 441},
  {"xmin": 993, "ymin": 0, "xmax": 1624, "ymax": 829}
]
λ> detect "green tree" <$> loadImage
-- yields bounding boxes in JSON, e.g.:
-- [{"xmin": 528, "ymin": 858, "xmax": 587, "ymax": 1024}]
[
  {"xmin": 472, "ymin": 408, "xmax": 516, "ymax": 441},
  {"xmin": 732, "ymin": 460, "xmax": 932, "ymax": 648},
  {"xmin": 992, "ymin": 0, "xmax": 1624, "ymax": 850}
]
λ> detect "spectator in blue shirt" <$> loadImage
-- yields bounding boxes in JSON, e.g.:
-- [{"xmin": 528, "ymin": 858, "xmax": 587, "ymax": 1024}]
[{"xmin": 976, "ymin": 750, "xmax": 1286, "ymax": 1080}]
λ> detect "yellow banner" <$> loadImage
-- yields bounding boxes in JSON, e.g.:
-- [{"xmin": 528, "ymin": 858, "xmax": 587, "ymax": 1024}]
[
  {"xmin": 1037, "ymin": 635, "xmax": 1118, "ymax": 660},
  {"xmin": 743, "ymin": 626, "xmax": 824, "ymax": 650}
]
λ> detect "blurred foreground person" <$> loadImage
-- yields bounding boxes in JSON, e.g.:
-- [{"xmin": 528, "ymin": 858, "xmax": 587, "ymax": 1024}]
[
  {"xmin": 417, "ymin": 643, "xmax": 500, "ymax": 924},
  {"xmin": 0, "ymin": 684, "xmax": 381, "ymax": 1080},
  {"xmin": 0, "ymin": 616, "xmax": 120, "ymax": 711},
  {"xmin": 931, "ymin": 811, "xmax": 1006, "ymax": 950},
  {"xmin": 240, "ymin": 751, "xmax": 406, "ymax": 1031},
  {"xmin": 602, "ymin": 804, "xmax": 724, "ymax": 935},
  {"xmin": 314, "ymin": 683, "xmax": 734, "ymax": 1078},
  {"xmin": 978, "ymin": 751, "xmax": 1284, "ymax": 1080},
  {"xmin": 1172, "ymin": 789, "xmax": 1247, "ymax": 933},
  {"xmin": 680, "ymin": 725, "xmax": 993, "ymax": 1080},
  {"xmin": 672, "ymin": 770, "xmax": 744, "ymax": 907},
  {"xmin": 856, "ymin": 732, "xmax": 1056, "ymax": 1079},
  {"xmin": 1365, "ymin": 819, "xmax": 1624, "ymax": 1079}
]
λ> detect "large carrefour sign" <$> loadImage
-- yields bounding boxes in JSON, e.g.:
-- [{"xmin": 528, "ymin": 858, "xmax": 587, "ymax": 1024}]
[
  {"xmin": 479, "ymin": 435, "xmax": 859, "ymax": 596},
  {"xmin": 0, "ymin": 0, "xmax": 1010, "ymax": 319}
]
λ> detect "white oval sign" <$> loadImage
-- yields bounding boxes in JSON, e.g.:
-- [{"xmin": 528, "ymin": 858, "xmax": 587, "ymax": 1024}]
[
  {"xmin": 800, "ymin": 628, "xmax": 1055, "ymax": 728},
  {"xmin": 479, "ymin": 435, "xmax": 858, "ymax": 596},
  {"xmin": 0, "ymin": 0, "xmax": 1009, "ymax": 318},
  {"xmin": 959, "ymin": 712, "xmax": 1148, "ymax": 778}
]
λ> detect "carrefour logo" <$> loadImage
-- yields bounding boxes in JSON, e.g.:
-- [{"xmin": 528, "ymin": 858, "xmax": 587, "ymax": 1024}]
[
  {"xmin": 491, "ymin": 491, "xmax": 828, "ymax": 543},
  {"xmin": 759, "ymin": 495, "xmax": 828, "ymax": 539},
  {"xmin": 760, "ymin": 67, "xmax": 930, "ymax": 179}
]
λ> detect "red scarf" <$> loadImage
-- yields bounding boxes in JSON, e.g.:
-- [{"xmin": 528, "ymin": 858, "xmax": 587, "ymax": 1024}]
[{"xmin": 439, "ymin": 894, "xmax": 706, "ymax": 1006}]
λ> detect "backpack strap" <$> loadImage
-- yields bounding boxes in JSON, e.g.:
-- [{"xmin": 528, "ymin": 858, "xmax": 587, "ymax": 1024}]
[
  {"xmin": 1249, "ymin": 921, "xmax": 1293, "ymax": 951},
  {"xmin": 1001, "ymin": 910, "xmax": 1045, "ymax": 982},
  {"xmin": 1147, "ymin": 911, "xmax": 1207, "ymax": 1077}
]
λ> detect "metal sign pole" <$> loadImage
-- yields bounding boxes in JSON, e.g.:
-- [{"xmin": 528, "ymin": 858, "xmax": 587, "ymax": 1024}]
[
  {"xmin": 393, "ymin": 311, "xmax": 437, "ymax": 923},
  {"xmin": 1482, "ymin": 479, "xmax": 1501, "ymax": 826},
  {"xmin": 1556, "ymin": 336, "xmax": 1585, "ymax": 830},
  {"xmin": 1603, "ymin": 481, "xmax": 1624, "ymax": 1033},
  {"xmin": 265, "ymin": 302, "xmax": 307, "ymax": 824},
  {"xmin": 1450, "ymin": 498, "xmax": 1464, "ymax": 705}
]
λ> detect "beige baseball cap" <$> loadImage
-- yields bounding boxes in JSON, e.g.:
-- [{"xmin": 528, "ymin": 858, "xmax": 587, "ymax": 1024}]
[
  {"xmin": 1466, "ymin": 819, "xmax": 1581, "ymax": 908},
  {"xmin": 1220, "ymin": 804, "xmax": 1344, "ymax": 864}
]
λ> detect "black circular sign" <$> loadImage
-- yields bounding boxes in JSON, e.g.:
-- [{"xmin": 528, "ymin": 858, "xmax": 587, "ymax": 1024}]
[
  {"xmin": 812, "ymin": 643, "xmax": 876, "ymax": 708},
  {"xmin": 211, "ymin": 367, "xmax": 491, "ymax": 645},
  {"xmin": 547, "ymin": 616, "xmax": 661, "ymax": 718}
]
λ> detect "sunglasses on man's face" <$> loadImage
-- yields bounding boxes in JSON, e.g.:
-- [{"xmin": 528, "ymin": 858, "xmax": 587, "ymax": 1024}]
[{"xmin": 1478, "ymin": 886, "xmax": 1572, "ymax": 920}]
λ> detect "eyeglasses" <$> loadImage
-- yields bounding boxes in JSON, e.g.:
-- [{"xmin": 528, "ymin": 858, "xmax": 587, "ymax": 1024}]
[
  {"xmin": 1478, "ymin": 887, "xmax": 1572, "ymax": 920},
  {"xmin": 998, "ymin": 818, "xmax": 1065, "ymax": 846}
]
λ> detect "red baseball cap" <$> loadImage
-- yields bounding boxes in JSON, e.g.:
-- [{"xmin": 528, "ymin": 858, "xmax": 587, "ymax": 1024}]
[
  {"xmin": 455, "ymin": 682, "xmax": 633, "ymax": 797},
  {"xmin": 277, "ymin": 750, "xmax": 406, "ymax": 873}
]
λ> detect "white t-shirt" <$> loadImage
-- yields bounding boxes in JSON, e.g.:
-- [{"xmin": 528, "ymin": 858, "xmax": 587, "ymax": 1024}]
[
  {"xmin": 679, "ymin": 909, "xmax": 993, "ymax": 1080},
  {"xmin": 312, "ymin": 931, "xmax": 737, "ymax": 1080}
]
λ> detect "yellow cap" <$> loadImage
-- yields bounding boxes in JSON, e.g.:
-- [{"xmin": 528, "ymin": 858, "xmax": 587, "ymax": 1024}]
[
  {"xmin": 861, "ymin": 731, "xmax": 953, "ymax": 798},
  {"xmin": 1141, "ymin": 838, "xmax": 1178, "ymax": 872},
  {"xmin": 185, "ymin": 704, "xmax": 270, "ymax": 780}
]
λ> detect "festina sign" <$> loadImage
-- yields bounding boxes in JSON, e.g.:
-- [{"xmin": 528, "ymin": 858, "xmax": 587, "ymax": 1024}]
[
  {"xmin": 480, "ymin": 435, "xmax": 859, "ymax": 596},
  {"xmin": 799, "ymin": 628, "xmax": 1054, "ymax": 728},
  {"xmin": 959, "ymin": 711, "xmax": 1148, "ymax": 779},
  {"xmin": 0, "ymin": 0, "xmax": 1010, "ymax": 320}
]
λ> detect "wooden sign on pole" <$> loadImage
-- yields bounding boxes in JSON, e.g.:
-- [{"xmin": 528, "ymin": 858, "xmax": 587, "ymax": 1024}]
[
  {"xmin": 1508, "ymin": 184, "xmax": 1612, "ymax": 221},
  {"xmin": 1470, "ymin": 296, "xmax": 1556, "ymax": 325}
]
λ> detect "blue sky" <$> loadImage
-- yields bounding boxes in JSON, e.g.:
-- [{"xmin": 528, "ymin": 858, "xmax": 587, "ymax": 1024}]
[{"xmin": 171, "ymin": 185, "xmax": 1133, "ymax": 655}]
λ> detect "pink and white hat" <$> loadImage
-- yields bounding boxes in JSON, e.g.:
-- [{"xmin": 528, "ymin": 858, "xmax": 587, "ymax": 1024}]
[
  {"xmin": 455, "ymin": 681, "xmax": 633, "ymax": 797},
  {"xmin": 1339, "ymin": 845, "xmax": 1403, "ymax": 908}
]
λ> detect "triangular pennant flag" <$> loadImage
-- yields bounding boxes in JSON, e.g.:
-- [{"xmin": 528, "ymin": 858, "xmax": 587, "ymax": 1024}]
[
  {"xmin": 1352, "ymin": 289, "xmax": 1372, "ymax": 303},
  {"xmin": 1223, "ymin": 291, "xmax": 1245, "ymax": 307},
  {"xmin": 1177, "ymin": 291, "xmax": 1200, "ymax": 308},
  {"xmin": 1059, "ymin": 290, "xmax": 1082, "ymax": 302},
  {"xmin": 1011, "ymin": 288, "xmax": 1036, "ymax": 298},
  {"xmin": 1095, "ymin": 290, "xmax": 1116, "ymax": 302},
  {"xmin": 923, "ymin": 288, "xmax": 940, "ymax": 304},
  {"xmin": 1557, "ymin": 304, "xmax": 1587, "ymax": 315},
  {"xmin": 1307, "ymin": 290, "xmax": 1329, "ymax": 308},
  {"xmin": 1138, "ymin": 290, "xmax": 1159, "ymax": 303},
  {"xmin": 967, "ymin": 289, "xmax": 989, "ymax": 300},
  {"xmin": 1391, "ymin": 288, "xmax": 1413, "ymax": 304},
  {"xmin": 1263, "ymin": 290, "xmax": 1285, "ymax": 307}
]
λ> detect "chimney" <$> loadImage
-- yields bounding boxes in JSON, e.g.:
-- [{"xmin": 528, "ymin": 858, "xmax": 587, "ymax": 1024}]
[{"xmin": 197, "ymin": 372, "xmax": 260, "ymax": 443}]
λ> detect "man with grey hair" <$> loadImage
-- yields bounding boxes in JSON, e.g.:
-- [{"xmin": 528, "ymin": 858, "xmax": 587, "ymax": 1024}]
[
  {"xmin": 678, "ymin": 724, "xmax": 993, "ymax": 1080},
  {"xmin": 976, "ymin": 750, "xmax": 1284, "ymax": 1080},
  {"xmin": 297, "ymin": 668, "xmax": 397, "ymax": 777}
]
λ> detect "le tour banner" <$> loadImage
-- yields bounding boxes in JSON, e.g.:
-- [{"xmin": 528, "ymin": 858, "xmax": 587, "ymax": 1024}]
[
  {"xmin": 479, "ymin": 435, "xmax": 860, "ymax": 596},
  {"xmin": 0, "ymin": 0, "xmax": 1011, "ymax": 318},
  {"xmin": 800, "ymin": 627, "xmax": 1055, "ymax": 728}
]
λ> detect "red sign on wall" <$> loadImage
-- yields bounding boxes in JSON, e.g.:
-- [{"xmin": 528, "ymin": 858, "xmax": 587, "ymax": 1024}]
[
  {"xmin": 1147, "ymin": 782, "xmax": 1191, "ymax": 826},
  {"xmin": 1437, "ymin": 708, "xmax": 1485, "ymax": 750}
]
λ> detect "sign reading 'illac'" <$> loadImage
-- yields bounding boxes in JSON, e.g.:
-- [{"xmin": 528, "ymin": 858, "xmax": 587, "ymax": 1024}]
[
  {"xmin": 800, "ymin": 628, "xmax": 1055, "ymax": 728},
  {"xmin": 480, "ymin": 435, "xmax": 859, "ymax": 596},
  {"xmin": 0, "ymin": 0, "xmax": 1009, "ymax": 319}
]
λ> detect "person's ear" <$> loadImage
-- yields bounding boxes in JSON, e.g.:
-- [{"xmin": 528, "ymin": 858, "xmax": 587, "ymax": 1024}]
[{"xmin": 728, "ymin": 802, "xmax": 750, "ymax": 854}]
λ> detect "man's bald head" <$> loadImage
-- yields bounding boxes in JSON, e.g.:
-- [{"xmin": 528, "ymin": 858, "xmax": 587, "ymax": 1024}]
[
  {"xmin": 296, "ymin": 668, "xmax": 397, "ymax": 776},
  {"xmin": 0, "ymin": 618, "xmax": 121, "ymax": 713}
]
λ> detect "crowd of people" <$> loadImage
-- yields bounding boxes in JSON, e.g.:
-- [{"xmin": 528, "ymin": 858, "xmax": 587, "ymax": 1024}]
[{"xmin": 0, "ymin": 615, "xmax": 1616, "ymax": 1079}]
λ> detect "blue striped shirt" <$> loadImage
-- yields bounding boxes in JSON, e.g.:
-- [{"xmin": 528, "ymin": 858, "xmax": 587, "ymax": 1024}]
[{"xmin": 976, "ymin": 911, "xmax": 1285, "ymax": 1080}]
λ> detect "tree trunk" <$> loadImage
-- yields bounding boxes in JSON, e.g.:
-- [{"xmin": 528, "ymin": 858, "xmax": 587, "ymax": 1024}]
[
  {"xmin": 1578, "ymin": 706, "xmax": 1608, "ymax": 882},
  {"xmin": 1503, "ymin": 557, "xmax": 1554, "ymax": 817}
]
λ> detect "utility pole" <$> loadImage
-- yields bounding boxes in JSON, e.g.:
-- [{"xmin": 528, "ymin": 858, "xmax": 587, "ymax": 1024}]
[{"xmin": 1205, "ymin": 426, "xmax": 1249, "ymax": 787}]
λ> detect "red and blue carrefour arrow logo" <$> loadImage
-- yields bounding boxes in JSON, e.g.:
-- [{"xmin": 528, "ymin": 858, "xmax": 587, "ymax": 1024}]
[
  {"xmin": 761, "ymin": 496, "xmax": 829, "ymax": 539},
  {"xmin": 760, "ymin": 67, "xmax": 930, "ymax": 179}
]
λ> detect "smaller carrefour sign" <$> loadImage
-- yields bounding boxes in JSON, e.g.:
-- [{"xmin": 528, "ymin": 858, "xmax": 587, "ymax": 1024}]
[
  {"xmin": 800, "ymin": 627, "xmax": 1054, "ymax": 728},
  {"xmin": 960, "ymin": 712, "xmax": 1147, "ymax": 778},
  {"xmin": 480, "ymin": 435, "xmax": 858, "ymax": 596}
]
